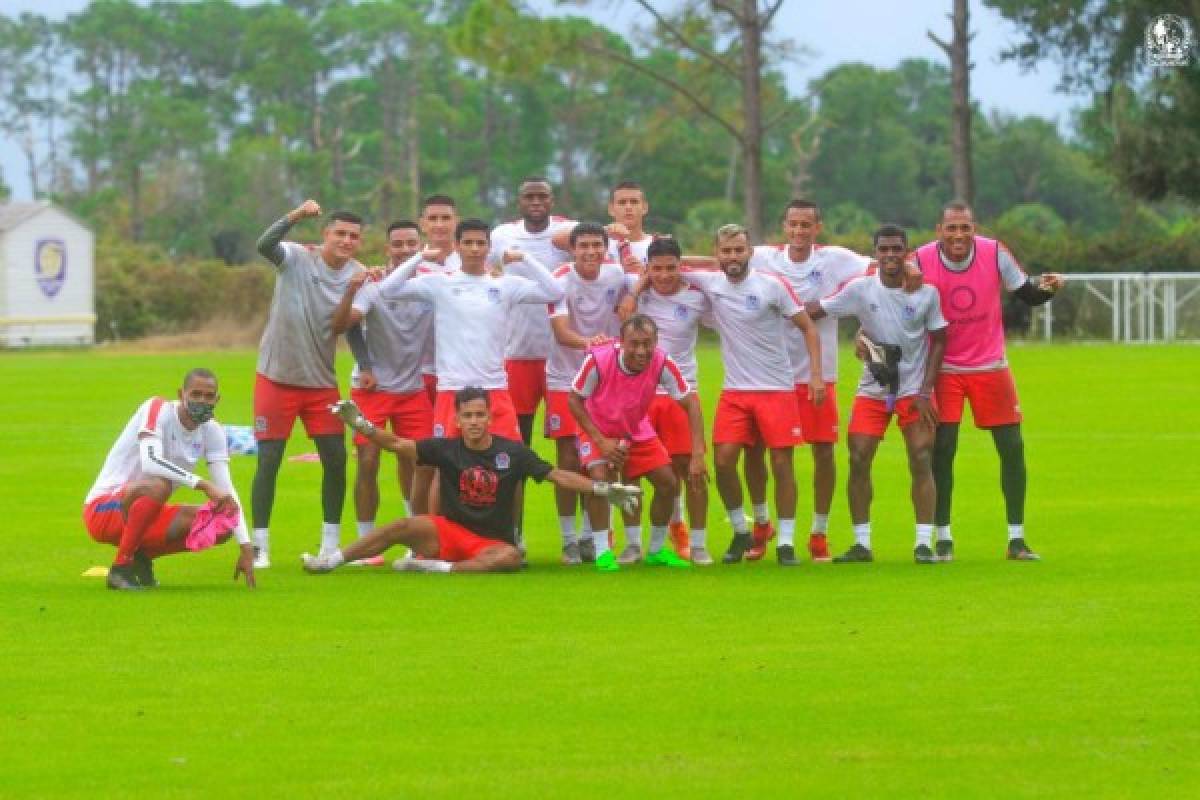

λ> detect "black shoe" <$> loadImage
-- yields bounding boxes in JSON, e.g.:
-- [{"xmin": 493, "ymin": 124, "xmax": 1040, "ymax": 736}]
[
  {"xmin": 131, "ymin": 552, "xmax": 158, "ymax": 588},
  {"xmin": 1006, "ymin": 538, "xmax": 1040, "ymax": 561},
  {"xmin": 722, "ymin": 533, "xmax": 753, "ymax": 564},
  {"xmin": 914, "ymin": 544, "xmax": 936, "ymax": 564},
  {"xmin": 833, "ymin": 543, "xmax": 874, "ymax": 563},
  {"xmin": 579, "ymin": 537, "xmax": 596, "ymax": 563},
  {"xmin": 776, "ymin": 544, "xmax": 800, "ymax": 566},
  {"xmin": 935, "ymin": 539, "xmax": 954, "ymax": 562},
  {"xmin": 106, "ymin": 563, "xmax": 142, "ymax": 591}
]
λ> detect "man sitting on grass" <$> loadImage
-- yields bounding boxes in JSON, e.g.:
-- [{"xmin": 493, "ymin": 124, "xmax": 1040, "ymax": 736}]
[{"xmin": 303, "ymin": 387, "xmax": 641, "ymax": 574}]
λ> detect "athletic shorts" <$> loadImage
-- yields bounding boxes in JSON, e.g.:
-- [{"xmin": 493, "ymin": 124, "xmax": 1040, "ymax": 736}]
[
  {"xmin": 253, "ymin": 373, "xmax": 343, "ymax": 441},
  {"xmin": 350, "ymin": 387, "xmax": 433, "ymax": 446},
  {"xmin": 83, "ymin": 490, "xmax": 182, "ymax": 547},
  {"xmin": 542, "ymin": 390, "xmax": 580, "ymax": 439},
  {"xmin": 647, "ymin": 394, "xmax": 692, "ymax": 456},
  {"xmin": 505, "ymin": 359, "xmax": 547, "ymax": 416},
  {"xmin": 795, "ymin": 381, "xmax": 839, "ymax": 444},
  {"xmin": 421, "ymin": 373, "xmax": 438, "ymax": 406},
  {"xmin": 577, "ymin": 433, "xmax": 671, "ymax": 480},
  {"xmin": 432, "ymin": 389, "xmax": 521, "ymax": 440},
  {"xmin": 935, "ymin": 368, "xmax": 1022, "ymax": 428},
  {"xmin": 433, "ymin": 515, "xmax": 509, "ymax": 562},
  {"xmin": 847, "ymin": 395, "xmax": 933, "ymax": 438},
  {"xmin": 712, "ymin": 390, "xmax": 804, "ymax": 449}
]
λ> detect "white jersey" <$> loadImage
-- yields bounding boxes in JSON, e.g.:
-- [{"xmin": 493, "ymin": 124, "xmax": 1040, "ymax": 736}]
[
  {"xmin": 546, "ymin": 262, "xmax": 631, "ymax": 391},
  {"xmin": 635, "ymin": 284, "xmax": 711, "ymax": 392},
  {"xmin": 350, "ymin": 279, "xmax": 427, "ymax": 394},
  {"xmin": 685, "ymin": 268, "xmax": 803, "ymax": 391},
  {"xmin": 417, "ymin": 254, "xmax": 461, "ymax": 376},
  {"xmin": 820, "ymin": 274, "xmax": 948, "ymax": 400},
  {"xmin": 750, "ymin": 244, "xmax": 870, "ymax": 384},
  {"xmin": 490, "ymin": 217, "xmax": 576, "ymax": 359},
  {"xmin": 606, "ymin": 235, "xmax": 654, "ymax": 267}
]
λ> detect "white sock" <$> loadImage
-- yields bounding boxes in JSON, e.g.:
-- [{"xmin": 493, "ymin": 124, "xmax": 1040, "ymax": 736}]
[
  {"xmin": 253, "ymin": 528, "xmax": 269, "ymax": 552},
  {"xmin": 402, "ymin": 497, "xmax": 411, "ymax": 516},
  {"xmin": 321, "ymin": 522, "xmax": 340, "ymax": 552},
  {"xmin": 559, "ymin": 515, "xmax": 577, "ymax": 546},
  {"xmin": 727, "ymin": 507, "xmax": 749, "ymax": 535},
  {"xmin": 1008, "ymin": 524, "xmax": 1024, "ymax": 541},
  {"xmin": 625, "ymin": 525, "xmax": 642, "ymax": 549},
  {"xmin": 811, "ymin": 513, "xmax": 829, "ymax": 534},
  {"xmin": 582, "ymin": 513, "xmax": 594, "ymax": 536},
  {"xmin": 915, "ymin": 524, "xmax": 933, "ymax": 548},
  {"xmin": 648, "ymin": 525, "xmax": 668, "ymax": 554},
  {"xmin": 357, "ymin": 520, "xmax": 374, "ymax": 538},
  {"xmin": 689, "ymin": 527, "xmax": 707, "ymax": 548},
  {"xmin": 752, "ymin": 502, "xmax": 770, "ymax": 524},
  {"xmin": 593, "ymin": 529, "xmax": 611, "ymax": 557},
  {"xmin": 778, "ymin": 518, "xmax": 795, "ymax": 548},
  {"xmin": 670, "ymin": 495, "xmax": 684, "ymax": 524},
  {"xmin": 853, "ymin": 523, "xmax": 871, "ymax": 549},
  {"xmin": 937, "ymin": 525, "xmax": 953, "ymax": 542}
]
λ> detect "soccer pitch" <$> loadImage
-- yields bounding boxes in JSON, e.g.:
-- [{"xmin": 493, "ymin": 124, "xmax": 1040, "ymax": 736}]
[{"xmin": 2, "ymin": 342, "xmax": 1197, "ymax": 797}]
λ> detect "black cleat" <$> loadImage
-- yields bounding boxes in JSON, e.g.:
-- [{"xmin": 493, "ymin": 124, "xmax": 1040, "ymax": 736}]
[
  {"xmin": 132, "ymin": 552, "xmax": 158, "ymax": 588},
  {"xmin": 935, "ymin": 540, "xmax": 954, "ymax": 562},
  {"xmin": 722, "ymin": 533, "xmax": 753, "ymax": 564},
  {"xmin": 776, "ymin": 544, "xmax": 801, "ymax": 566},
  {"xmin": 579, "ymin": 537, "xmax": 596, "ymax": 563},
  {"xmin": 1006, "ymin": 538, "xmax": 1040, "ymax": 561},
  {"xmin": 914, "ymin": 544, "xmax": 936, "ymax": 564},
  {"xmin": 833, "ymin": 543, "xmax": 874, "ymax": 563},
  {"xmin": 106, "ymin": 563, "xmax": 142, "ymax": 591}
]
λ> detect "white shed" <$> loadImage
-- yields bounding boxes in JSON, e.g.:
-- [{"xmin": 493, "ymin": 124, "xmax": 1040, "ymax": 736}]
[{"xmin": 0, "ymin": 203, "xmax": 95, "ymax": 347}]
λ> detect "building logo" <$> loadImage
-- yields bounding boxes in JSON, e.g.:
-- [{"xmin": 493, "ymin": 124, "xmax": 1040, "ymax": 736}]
[
  {"xmin": 34, "ymin": 238, "xmax": 67, "ymax": 298},
  {"xmin": 1146, "ymin": 14, "xmax": 1194, "ymax": 67}
]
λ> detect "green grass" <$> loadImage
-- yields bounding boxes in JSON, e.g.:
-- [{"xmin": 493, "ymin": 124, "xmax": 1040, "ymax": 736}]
[{"xmin": 1, "ymin": 342, "xmax": 1198, "ymax": 797}]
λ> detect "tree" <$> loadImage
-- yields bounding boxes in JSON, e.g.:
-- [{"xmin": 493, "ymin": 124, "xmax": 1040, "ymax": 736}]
[{"xmin": 926, "ymin": 0, "xmax": 974, "ymax": 204}]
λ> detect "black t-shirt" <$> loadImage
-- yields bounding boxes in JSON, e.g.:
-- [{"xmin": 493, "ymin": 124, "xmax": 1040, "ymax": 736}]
[{"xmin": 416, "ymin": 436, "xmax": 554, "ymax": 544}]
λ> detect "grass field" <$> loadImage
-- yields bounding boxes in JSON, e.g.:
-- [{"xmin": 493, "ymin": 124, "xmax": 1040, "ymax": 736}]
[{"xmin": 2, "ymin": 342, "xmax": 1198, "ymax": 798}]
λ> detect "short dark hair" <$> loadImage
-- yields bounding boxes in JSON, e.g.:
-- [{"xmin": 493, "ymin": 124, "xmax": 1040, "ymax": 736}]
[
  {"xmin": 620, "ymin": 314, "xmax": 658, "ymax": 337},
  {"xmin": 387, "ymin": 220, "xmax": 419, "ymax": 236},
  {"xmin": 873, "ymin": 224, "xmax": 908, "ymax": 248},
  {"xmin": 646, "ymin": 236, "xmax": 682, "ymax": 260},
  {"xmin": 455, "ymin": 218, "xmax": 491, "ymax": 241},
  {"xmin": 455, "ymin": 386, "xmax": 490, "ymax": 409},
  {"xmin": 609, "ymin": 180, "xmax": 644, "ymax": 200},
  {"xmin": 328, "ymin": 210, "xmax": 362, "ymax": 227},
  {"xmin": 183, "ymin": 367, "xmax": 218, "ymax": 390},
  {"xmin": 569, "ymin": 222, "xmax": 608, "ymax": 247},
  {"xmin": 782, "ymin": 198, "xmax": 821, "ymax": 222},
  {"xmin": 520, "ymin": 175, "xmax": 550, "ymax": 187},
  {"xmin": 940, "ymin": 200, "xmax": 974, "ymax": 222},
  {"xmin": 422, "ymin": 194, "xmax": 457, "ymax": 211}
]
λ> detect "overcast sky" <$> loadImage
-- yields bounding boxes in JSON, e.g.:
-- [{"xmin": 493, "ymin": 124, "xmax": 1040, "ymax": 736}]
[{"xmin": 2, "ymin": 0, "xmax": 1080, "ymax": 201}]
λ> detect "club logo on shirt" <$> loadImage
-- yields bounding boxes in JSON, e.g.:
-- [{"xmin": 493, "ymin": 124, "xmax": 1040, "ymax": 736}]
[
  {"xmin": 487, "ymin": 287, "xmax": 502, "ymax": 304},
  {"xmin": 548, "ymin": 414, "xmax": 561, "ymax": 432},
  {"xmin": 254, "ymin": 415, "xmax": 268, "ymax": 433},
  {"xmin": 311, "ymin": 276, "xmax": 320, "ymax": 287},
  {"xmin": 807, "ymin": 269, "xmax": 823, "ymax": 285},
  {"xmin": 949, "ymin": 286, "xmax": 977, "ymax": 313},
  {"xmin": 674, "ymin": 305, "xmax": 689, "ymax": 320},
  {"xmin": 459, "ymin": 466, "xmax": 500, "ymax": 507},
  {"xmin": 580, "ymin": 441, "xmax": 592, "ymax": 457},
  {"xmin": 495, "ymin": 452, "xmax": 510, "ymax": 470},
  {"xmin": 869, "ymin": 303, "xmax": 879, "ymax": 313},
  {"xmin": 745, "ymin": 294, "xmax": 761, "ymax": 311},
  {"xmin": 902, "ymin": 304, "xmax": 917, "ymax": 321},
  {"xmin": 433, "ymin": 423, "xmax": 446, "ymax": 438},
  {"xmin": 605, "ymin": 288, "xmax": 617, "ymax": 303}
]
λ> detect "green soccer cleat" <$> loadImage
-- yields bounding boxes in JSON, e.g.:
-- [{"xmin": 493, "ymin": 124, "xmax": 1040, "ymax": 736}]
[
  {"xmin": 1007, "ymin": 538, "xmax": 1041, "ymax": 561},
  {"xmin": 935, "ymin": 540, "xmax": 954, "ymax": 562},
  {"xmin": 833, "ymin": 543, "xmax": 874, "ymax": 563},
  {"xmin": 645, "ymin": 548, "xmax": 692, "ymax": 568},
  {"xmin": 913, "ymin": 544, "xmax": 936, "ymax": 564},
  {"xmin": 594, "ymin": 550, "xmax": 620, "ymax": 572}
]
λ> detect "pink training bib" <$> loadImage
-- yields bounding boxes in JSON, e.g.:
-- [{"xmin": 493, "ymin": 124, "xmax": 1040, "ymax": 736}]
[
  {"xmin": 185, "ymin": 501, "xmax": 241, "ymax": 551},
  {"xmin": 583, "ymin": 342, "xmax": 666, "ymax": 442},
  {"xmin": 915, "ymin": 236, "xmax": 1005, "ymax": 369}
]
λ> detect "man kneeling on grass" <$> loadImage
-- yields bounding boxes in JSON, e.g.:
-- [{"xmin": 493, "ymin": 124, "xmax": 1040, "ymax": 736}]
[{"xmin": 304, "ymin": 387, "xmax": 642, "ymax": 574}]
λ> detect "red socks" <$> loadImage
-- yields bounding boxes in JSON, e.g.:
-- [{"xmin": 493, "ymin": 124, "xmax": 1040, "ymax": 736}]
[{"xmin": 115, "ymin": 496, "xmax": 163, "ymax": 565}]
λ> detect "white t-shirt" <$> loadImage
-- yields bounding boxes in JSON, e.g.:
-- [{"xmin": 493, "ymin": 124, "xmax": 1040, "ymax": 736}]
[
  {"xmin": 685, "ymin": 269, "xmax": 803, "ymax": 391},
  {"xmin": 490, "ymin": 218, "xmax": 576, "ymax": 359},
  {"xmin": 546, "ymin": 262, "xmax": 631, "ymax": 391},
  {"xmin": 417, "ymin": 254, "xmax": 461, "ymax": 376},
  {"xmin": 819, "ymin": 274, "xmax": 948, "ymax": 400},
  {"xmin": 351, "ymin": 280, "xmax": 427, "ymax": 394},
  {"xmin": 606, "ymin": 235, "xmax": 654, "ymax": 267},
  {"xmin": 750, "ymin": 244, "xmax": 870, "ymax": 384},
  {"xmin": 634, "ymin": 284, "xmax": 711, "ymax": 392}
]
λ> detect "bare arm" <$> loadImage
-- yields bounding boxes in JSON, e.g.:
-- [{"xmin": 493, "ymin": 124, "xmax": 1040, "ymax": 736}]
[
  {"xmin": 567, "ymin": 390, "xmax": 625, "ymax": 470},
  {"xmin": 331, "ymin": 271, "xmax": 369, "ymax": 334},
  {"xmin": 330, "ymin": 400, "xmax": 417, "ymax": 461},
  {"xmin": 208, "ymin": 459, "xmax": 256, "ymax": 588},
  {"xmin": 678, "ymin": 391, "xmax": 709, "ymax": 491},
  {"xmin": 551, "ymin": 315, "xmax": 602, "ymax": 351},
  {"xmin": 913, "ymin": 328, "xmax": 947, "ymax": 428},
  {"xmin": 804, "ymin": 300, "xmax": 826, "ymax": 321},
  {"xmin": 789, "ymin": 310, "xmax": 825, "ymax": 401}
]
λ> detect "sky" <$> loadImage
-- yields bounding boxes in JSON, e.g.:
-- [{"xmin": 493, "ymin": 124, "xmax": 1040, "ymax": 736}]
[{"xmin": 1, "ymin": 0, "xmax": 1080, "ymax": 201}]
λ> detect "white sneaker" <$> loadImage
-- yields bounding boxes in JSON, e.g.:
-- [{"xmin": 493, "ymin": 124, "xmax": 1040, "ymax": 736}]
[
  {"xmin": 617, "ymin": 543, "xmax": 643, "ymax": 565},
  {"xmin": 392, "ymin": 554, "xmax": 424, "ymax": 572},
  {"xmin": 253, "ymin": 548, "xmax": 271, "ymax": 569},
  {"xmin": 690, "ymin": 546, "xmax": 714, "ymax": 566},
  {"xmin": 317, "ymin": 545, "xmax": 340, "ymax": 561},
  {"xmin": 300, "ymin": 552, "xmax": 338, "ymax": 574}
]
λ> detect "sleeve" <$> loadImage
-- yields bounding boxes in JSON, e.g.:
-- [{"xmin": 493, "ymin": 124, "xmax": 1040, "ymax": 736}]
[
  {"xmin": 204, "ymin": 421, "xmax": 230, "ymax": 463},
  {"xmin": 206, "ymin": 459, "xmax": 251, "ymax": 545},
  {"xmin": 138, "ymin": 438, "xmax": 202, "ymax": 489},
  {"xmin": 924, "ymin": 289, "xmax": 949, "ymax": 332},
  {"xmin": 748, "ymin": 245, "xmax": 775, "ymax": 271},
  {"xmin": 571, "ymin": 353, "xmax": 601, "ymax": 397},
  {"xmin": 658, "ymin": 357, "xmax": 691, "ymax": 399},
  {"xmin": 830, "ymin": 247, "xmax": 872, "ymax": 285},
  {"xmin": 518, "ymin": 445, "xmax": 555, "ymax": 483},
  {"xmin": 351, "ymin": 282, "xmax": 377, "ymax": 316},
  {"xmin": 506, "ymin": 254, "xmax": 565, "ymax": 305},
  {"xmin": 771, "ymin": 275, "xmax": 803, "ymax": 317},
  {"xmin": 378, "ymin": 252, "xmax": 432, "ymax": 301},
  {"xmin": 256, "ymin": 217, "xmax": 294, "ymax": 268},
  {"xmin": 819, "ymin": 277, "xmax": 862, "ymax": 318},
  {"xmin": 345, "ymin": 324, "xmax": 372, "ymax": 371},
  {"xmin": 997, "ymin": 245, "xmax": 1029, "ymax": 292},
  {"xmin": 549, "ymin": 295, "xmax": 569, "ymax": 319},
  {"xmin": 415, "ymin": 438, "xmax": 444, "ymax": 470}
]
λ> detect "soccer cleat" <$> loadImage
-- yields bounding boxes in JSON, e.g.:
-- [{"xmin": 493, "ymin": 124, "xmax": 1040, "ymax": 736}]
[
  {"xmin": 561, "ymin": 541, "xmax": 582, "ymax": 565},
  {"xmin": 935, "ymin": 540, "xmax": 954, "ymax": 562},
  {"xmin": 722, "ymin": 532, "xmax": 753, "ymax": 564},
  {"xmin": 392, "ymin": 555, "xmax": 421, "ymax": 572},
  {"xmin": 833, "ymin": 543, "xmax": 874, "ymax": 563},
  {"xmin": 1007, "ymin": 538, "xmax": 1041, "ymax": 561},
  {"xmin": 808, "ymin": 533, "xmax": 832, "ymax": 563},
  {"xmin": 106, "ymin": 563, "xmax": 142, "ymax": 591},
  {"xmin": 745, "ymin": 521, "xmax": 775, "ymax": 561},
  {"xmin": 131, "ymin": 552, "xmax": 158, "ymax": 588},
  {"xmin": 914, "ymin": 544, "xmax": 936, "ymax": 564},
  {"xmin": 349, "ymin": 555, "xmax": 386, "ymax": 567},
  {"xmin": 776, "ymin": 544, "xmax": 801, "ymax": 566},
  {"xmin": 594, "ymin": 550, "xmax": 620, "ymax": 572},
  {"xmin": 301, "ymin": 552, "xmax": 338, "ymax": 574},
  {"xmin": 579, "ymin": 537, "xmax": 597, "ymax": 564},
  {"xmin": 252, "ymin": 547, "xmax": 271, "ymax": 570},
  {"xmin": 617, "ymin": 543, "xmax": 643, "ymax": 565},
  {"xmin": 690, "ymin": 546, "xmax": 714, "ymax": 566},
  {"xmin": 645, "ymin": 548, "xmax": 692, "ymax": 568},
  {"xmin": 669, "ymin": 521, "xmax": 691, "ymax": 560}
]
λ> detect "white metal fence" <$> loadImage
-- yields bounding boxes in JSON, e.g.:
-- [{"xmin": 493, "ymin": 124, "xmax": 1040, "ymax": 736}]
[{"xmin": 1027, "ymin": 272, "xmax": 1200, "ymax": 342}]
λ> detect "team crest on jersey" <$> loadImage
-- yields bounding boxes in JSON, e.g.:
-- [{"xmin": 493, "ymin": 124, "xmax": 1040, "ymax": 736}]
[
  {"xmin": 605, "ymin": 288, "xmax": 617, "ymax": 303},
  {"xmin": 487, "ymin": 287, "xmax": 501, "ymax": 304},
  {"xmin": 580, "ymin": 441, "xmax": 592, "ymax": 457},
  {"xmin": 745, "ymin": 294, "xmax": 761, "ymax": 311},
  {"xmin": 433, "ymin": 423, "xmax": 446, "ymax": 437},
  {"xmin": 548, "ymin": 414, "xmax": 561, "ymax": 431},
  {"xmin": 869, "ymin": 303, "xmax": 879, "ymax": 313},
  {"xmin": 902, "ymin": 304, "xmax": 917, "ymax": 321},
  {"xmin": 254, "ymin": 415, "xmax": 268, "ymax": 433},
  {"xmin": 807, "ymin": 269, "xmax": 823, "ymax": 285},
  {"xmin": 495, "ymin": 452, "xmax": 510, "ymax": 470},
  {"xmin": 311, "ymin": 276, "xmax": 320, "ymax": 287},
  {"xmin": 674, "ymin": 304, "xmax": 689, "ymax": 320}
]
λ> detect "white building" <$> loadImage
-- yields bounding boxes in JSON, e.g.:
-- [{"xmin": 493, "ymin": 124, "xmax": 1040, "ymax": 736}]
[{"xmin": 0, "ymin": 203, "xmax": 95, "ymax": 347}]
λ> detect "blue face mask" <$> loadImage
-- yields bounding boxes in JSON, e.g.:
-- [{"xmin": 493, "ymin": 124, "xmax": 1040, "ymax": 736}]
[{"xmin": 186, "ymin": 401, "xmax": 215, "ymax": 425}]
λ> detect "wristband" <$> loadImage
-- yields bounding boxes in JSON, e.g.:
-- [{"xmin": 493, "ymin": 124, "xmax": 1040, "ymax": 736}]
[{"xmin": 353, "ymin": 417, "xmax": 377, "ymax": 436}]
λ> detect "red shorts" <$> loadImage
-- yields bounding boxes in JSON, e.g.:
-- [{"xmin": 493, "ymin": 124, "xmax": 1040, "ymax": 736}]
[
  {"xmin": 577, "ymin": 433, "xmax": 671, "ymax": 480},
  {"xmin": 796, "ymin": 381, "xmax": 839, "ymax": 444},
  {"xmin": 422, "ymin": 373, "xmax": 438, "ymax": 406},
  {"xmin": 432, "ymin": 389, "xmax": 521, "ymax": 440},
  {"xmin": 253, "ymin": 373, "xmax": 343, "ymax": 441},
  {"xmin": 935, "ymin": 369, "xmax": 1022, "ymax": 428},
  {"xmin": 847, "ymin": 395, "xmax": 932, "ymax": 438},
  {"xmin": 505, "ymin": 359, "xmax": 547, "ymax": 416},
  {"xmin": 713, "ymin": 390, "xmax": 804, "ymax": 448},
  {"xmin": 647, "ymin": 394, "xmax": 692, "ymax": 456},
  {"xmin": 542, "ymin": 390, "xmax": 580, "ymax": 439},
  {"xmin": 83, "ymin": 490, "xmax": 182, "ymax": 547},
  {"xmin": 433, "ymin": 515, "xmax": 509, "ymax": 562},
  {"xmin": 350, "ymin": 388, "xmax": 433, "ymax": 446}
]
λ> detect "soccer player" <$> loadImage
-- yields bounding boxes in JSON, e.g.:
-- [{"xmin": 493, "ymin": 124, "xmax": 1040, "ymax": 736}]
[
  {"xmin": 545, "ymin": 223, "xmax": 631, "ymax": 563},
  {"xmin": 568, "ymin": 314, "xmax": 708, "ymax": 571},
  {"xmin": 302, "ymin": 389, "xmax": 641, "ymax": 573},
  {"xmin": 914, "ymin": 202, "xmax": 1064, "ymax": 561},
  {"xmin": 674, "ymin": 224, "xmax": 824, "ymax": 566},
  {"xmin": 490, "ymin": 178, "xmax": 577, "ymax": 444},
  {"xmin": 744, "ymin": 199, "xmax": 873, "ymax": 562},
  {"xmin": 84, "ymin": 368, "xmax": 255, "ymax": 590},
  {"xmin": 415, "ymin": 195, "xmax": 463, "ymax": 404},
  {"xmin": 252, "ymin": 199, "xmax": 365, "ymax": 567},
  {"xmin": 807, "ymin": 225, "xmax": 948, "ymax": 563},
  {"xmin": 605, "ymin": 181, "xmax": 656, "ymax": 271}
]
